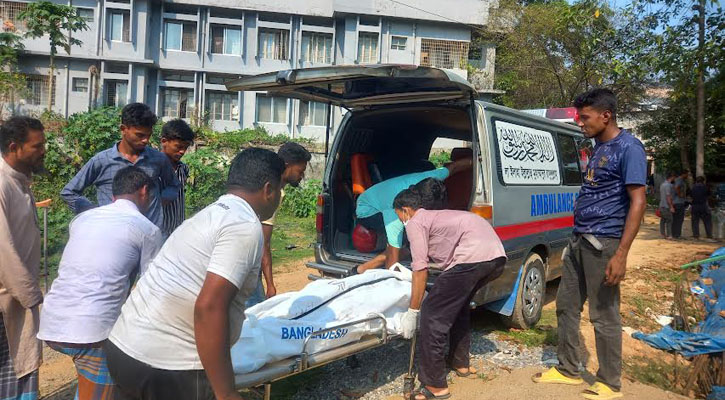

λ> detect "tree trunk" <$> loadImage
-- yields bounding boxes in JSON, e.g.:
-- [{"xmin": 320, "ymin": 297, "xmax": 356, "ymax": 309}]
[
  {"xmin": 47, "ymin": 56, "xmax": 54, "ymax": 112},
  {"xmin": 695, "ymin": 0, "xmax": 706, "ymax": 177},
  {"xmin": 677, "ymin": 124, "xmax": 690, "ymax": 171}
]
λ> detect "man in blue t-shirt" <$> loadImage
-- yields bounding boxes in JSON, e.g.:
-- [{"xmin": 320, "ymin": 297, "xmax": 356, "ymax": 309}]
[
  {"xmin": 533, "ymin": 89, "xmax": 646, "ymax": 399},
  {"xmin": 352, "ymin": 157, "xmax": 472, "ymax": 274}
]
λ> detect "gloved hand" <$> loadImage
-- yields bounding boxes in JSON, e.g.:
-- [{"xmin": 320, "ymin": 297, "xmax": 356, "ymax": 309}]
[{"xmin": 401, "ymin": 308, "xmax": 420, "ymax": 339}]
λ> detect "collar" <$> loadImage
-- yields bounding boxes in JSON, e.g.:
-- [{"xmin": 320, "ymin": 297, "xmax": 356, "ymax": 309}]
[
  {"xmin": 110, "ymin": 142, "xmax": 149, "ymax": 162},
  {"xmin": 0, "ymin": 156, "xmax": 31, "ymax": 185},
  {"xmin": 112, "ymin": 198, "xmax": 140, "ymax": 213}
]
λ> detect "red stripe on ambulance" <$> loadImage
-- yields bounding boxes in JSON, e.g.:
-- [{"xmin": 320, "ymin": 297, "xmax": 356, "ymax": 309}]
[{"xmin": 494, "ymin": 216, "xmax": 575, "ymax": 241}]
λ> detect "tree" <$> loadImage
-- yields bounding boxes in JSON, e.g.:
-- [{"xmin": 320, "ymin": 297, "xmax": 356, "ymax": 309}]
[
  {"xmin": 484, "ymin": 0, "xmax": 655, "ymax": 110},
  {"xmin": 0, "ymin": 32, "xmax": 26, "ymax": 119},
  {"xmin": 19, "ymin": 2, "xmax": 88, "ymax": 110}
]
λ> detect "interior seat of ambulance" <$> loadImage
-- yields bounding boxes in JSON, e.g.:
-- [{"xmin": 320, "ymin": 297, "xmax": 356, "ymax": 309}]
[{"xmin": 330, "ymin": 106, "xmax": 475, "ymax": 259}]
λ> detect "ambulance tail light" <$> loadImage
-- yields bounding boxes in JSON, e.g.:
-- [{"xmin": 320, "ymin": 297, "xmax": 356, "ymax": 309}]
[
  {"xmin": 545, "ymin": 107, "xmax": 579, "ymax": 123},
  {"xmin": 471, "ymin": 204, "xmax": 493, "ymax": 222},
  {"xmin": 315, "ymin": 195, "xmax": 325, "ymax": 234}
]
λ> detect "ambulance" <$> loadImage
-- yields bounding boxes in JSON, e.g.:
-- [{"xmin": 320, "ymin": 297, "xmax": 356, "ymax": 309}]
[{"xmin": 227, "ymin": 65, "xmax": 588, "ymax": 328}]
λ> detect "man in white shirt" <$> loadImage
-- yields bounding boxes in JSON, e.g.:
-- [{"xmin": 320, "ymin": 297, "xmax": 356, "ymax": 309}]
[
  {"xmin": 38, "ymin": 166, "xmax": 162, "ymax": 400},
  {"xmin": 105, "ymin": 148, "xmax": 285, "ymax": 400}
]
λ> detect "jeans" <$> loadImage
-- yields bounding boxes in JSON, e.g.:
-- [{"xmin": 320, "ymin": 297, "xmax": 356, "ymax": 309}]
[
  {"xmin": 418, "ymin": 257, "xmax": 505, "ymax": 388},
  {"xmin": 659, "ymin": 207, "xmax": 673, "ymax": 237},
  {"xmin": 244, "ymin": 272, "xmax": 266, "ymax": 309},
  {"xmin": 691, "ymin": 205, "xmax": 713, "ymax": 238},
  {"xmin": 556, "ymin": 234, "xmax": 622, "ymax": 390},
  {"xmin": 672, "ymin": 203, "xmax": 686, "ymax": 238}
]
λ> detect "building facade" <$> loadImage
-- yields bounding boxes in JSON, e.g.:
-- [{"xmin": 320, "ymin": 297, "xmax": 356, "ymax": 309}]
[{"xmin": 6, "ymin": 0, "xmax": 495, "ymax": 141}]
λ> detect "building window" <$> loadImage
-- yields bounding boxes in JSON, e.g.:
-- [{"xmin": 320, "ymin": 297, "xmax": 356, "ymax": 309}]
[
  {"xmin": 164, "ymin": 21, "xmax": 197, "ymax": 52},
  {"xmin": 105, "ymin": 62, "xmax": 129, "ymax": 74},
  {"xmin": 105, "ymin": 80, "xmax": 128, "ymax": 107},
  {"xmin": 210, "ymin": 25, "xmax": 241, "ymax": 55},
  {"xmin": 206, "ymin": 74, "xmax": 239, "ymax": 85},
  {"xmin": 72, "ymin": 77, "xmax": 88, "ymax": 93},
  {"xmin": 162, "ymin": 70, "xmax": 195, "ymax": 82},
  {"xmin": 24, "ymin": 75, "xmax": 55, "ymax": 106},
  {"xmin": 207, "ymin": 91, "xmax": 238, "ymax": 121},
  {"xmin": 258, "ymin": 28, "xmax": 289, "ymax": 60},
  {"xmin": 391, "ymin": 36, "xmax": 407, "ymax": 50},
  {"xmin": 300, "ymin": 101, "xmax": 327, "ymax": 126},
  {"xmin": 359, "ymin": 16, "xmax": 379, "ymax": 26},
  {"xmin": 420, "ymin": 38, "xmax": 470, "ymax": 70},
  {"xmin": 162, "ymin": 88, "xmax": 193, "ymax": 118},
  {"xmin": 357, "ymin": 32, "xmax": 378, "ymax": 64},
  {"xmin": 256, "ymin": 94, "xmax": 287, "ymax": 124},
  {"xmin": 76, "ymin": 7, "xmax": 94, "ymax": 23},
  {"xmin": 0, "ymin": 1, "xmax": 28, "ymax": 32},
  {"xmin": 109, "ymin": 10, "xmax": 130, "ymax": 42},
  {"xmin": 301, "ymin": 32, "xmax": 332, "ymax": 64}
]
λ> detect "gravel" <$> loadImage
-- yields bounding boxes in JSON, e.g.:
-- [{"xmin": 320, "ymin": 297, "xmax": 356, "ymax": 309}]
[{"xmin": 263, "ymin": 323, "xmax": 557, "ymax": 400}]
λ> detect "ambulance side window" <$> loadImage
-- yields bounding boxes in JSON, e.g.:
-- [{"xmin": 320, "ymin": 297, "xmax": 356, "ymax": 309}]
[{"xmin": 557, "ymin": 134, "xmax": 582, "ymax": 185}]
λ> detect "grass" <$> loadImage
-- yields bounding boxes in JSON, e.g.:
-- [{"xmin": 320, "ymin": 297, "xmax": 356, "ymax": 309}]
[
  {"xmin": 269, "ymin": 213, "xmax": 317, "ymax": 270},
  {"xmin": 492, "ymin": 308, "xmax": 559, "ymax": 347},
  {"xmin": 623, "ymin": 356, "xmax": 683, "ymax": 395}
]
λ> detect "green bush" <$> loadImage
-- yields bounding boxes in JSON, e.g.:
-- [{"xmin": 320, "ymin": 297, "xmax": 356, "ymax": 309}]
[
  {"xmin": 428, "ymin": 151, "xmax": 451, "ymax": 168},
  {"xmin": 280, "ymin": 179, "xmax": 322, "ymax": 218},
  {"xmin": 182, "ymin": 146, "xmax": 230, "ymax": 215}
]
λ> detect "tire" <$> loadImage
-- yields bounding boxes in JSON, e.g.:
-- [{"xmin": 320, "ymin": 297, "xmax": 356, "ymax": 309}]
[{"xmin": 502, "ymin": 253, "xmax": 546, "ymax": 329}]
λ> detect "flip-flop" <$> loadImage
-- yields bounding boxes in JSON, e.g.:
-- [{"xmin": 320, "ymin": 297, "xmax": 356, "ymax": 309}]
[
  {"xmin": 415, "ymin": 387, "xmax": 452, "ymax": 400},
  {"xmin": 532, "ymin": 367, "xmax": 584, "ymax": 385},
  {"xmin": 581, "ymin": 382, "xmax": 623, "ymax": 400}
]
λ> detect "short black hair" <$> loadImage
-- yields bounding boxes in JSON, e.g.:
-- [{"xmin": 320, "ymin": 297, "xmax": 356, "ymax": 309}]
[
  {"xmin": 121, "ymin": 103, "xmax": 158, "ymax": 128},
  {"xmin": 696, "ymin": 176, "xmax": 705, "ymax": 183},
  {"xmin": 161, "ymin": 119, "xmax": 195, "ymax": 142},
  {"xmin": 393, "ymin": 178, "xmax": 448, "ymax": 210},
  {"xmin": 666, "ymin": 171, "xmax": 677, "ymax": 178},
  {"xmin": 278, "ymin": 142, "xmax": 311, "ymax": 164},
  {"xmin": 0, "ymin": 116, "xmax": 44, "ymax": 154},
  {"xmin": 227, "ymin": 148, "xmax": 286, "ymax": 191},
  {"xmin": 680, "ymin": 170, "xmax": 690, "ymax": 176},
  {"xmin": 112, "ymin": 166, "xmax": 153, "ymax": 196},
  {"xmin": 573, "ymin": 88, "xmax": 617, "ymax": 118}
]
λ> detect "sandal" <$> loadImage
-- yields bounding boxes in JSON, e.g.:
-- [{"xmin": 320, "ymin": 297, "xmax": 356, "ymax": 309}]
[
  {"xmin": 415, "ymin": 387, "xmax": 451, "ymax": 400},
  {"xmin": 452, "ymin": 366, "xmax": 477, "ymax": 378},
  {"xmin": 532, "ymin": 367, "xmax": 584, "ymax": 385},
  {"xmin": 581, "ymin": 382, "xmax": 623, "ymax": 400}
]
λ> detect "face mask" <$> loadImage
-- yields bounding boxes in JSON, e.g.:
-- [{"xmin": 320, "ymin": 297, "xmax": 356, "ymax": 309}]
[{"xmin": 403, "ymin": 219, "xmax": 409, "ymax": 227}]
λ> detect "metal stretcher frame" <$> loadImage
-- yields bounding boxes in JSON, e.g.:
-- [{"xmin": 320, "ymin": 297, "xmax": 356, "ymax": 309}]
[{"xmin": 234, "ymin": 313, "xmax": 399, "ymax": 400}]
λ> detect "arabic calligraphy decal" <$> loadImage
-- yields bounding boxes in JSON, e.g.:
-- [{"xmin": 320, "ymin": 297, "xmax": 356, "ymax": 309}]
[{"xmin": 496, "ymin": 121, "xmax": 561, "ymax": 185}]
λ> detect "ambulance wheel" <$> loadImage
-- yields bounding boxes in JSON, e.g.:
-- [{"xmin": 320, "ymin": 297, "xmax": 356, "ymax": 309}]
[{"xmin": 503, "ymin": 253, "xmax": 545, "ymax": 329}]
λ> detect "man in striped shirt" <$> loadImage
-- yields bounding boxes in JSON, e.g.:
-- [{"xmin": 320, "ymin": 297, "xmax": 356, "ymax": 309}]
[{"xmin": 159, "ymin": 119, "xmax": 195, "ymax": 238}]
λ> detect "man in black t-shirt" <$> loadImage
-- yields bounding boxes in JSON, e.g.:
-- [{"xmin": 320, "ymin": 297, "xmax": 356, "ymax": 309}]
[{"xmin": 691, "ymin": 176, "xmax": 714, "ymax": 240}]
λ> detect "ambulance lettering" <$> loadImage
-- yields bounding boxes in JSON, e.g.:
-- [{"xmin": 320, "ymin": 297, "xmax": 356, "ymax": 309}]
[{"xmin": 530, "ymin": 192, "xmax": 579, "ymax": 217}]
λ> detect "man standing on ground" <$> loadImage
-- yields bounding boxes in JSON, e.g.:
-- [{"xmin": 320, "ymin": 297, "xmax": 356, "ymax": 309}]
[
  {"xmin": 105, "ymin": 148, "xmax": 285, "ymax": 400},
  {"xmin": 159, "ymin": 119, "xmax": 195, "ymax": 237},
  {"xmin": 691, "ymin": 176, "xmax": 714, "ymax": 240},
  {"xmin": 0, "ymin": 117, "xmax": 46, "ymax": 400},
  {"xmin": 659, "ymin": 172, "xmax": 676, "ymax": 239},
  {"xmin": 246, "ymin": 142, "xmax": 311, "ymax": 307},
  {"xmin": 533, "ymin": 89, "xmax": 647, "ymax": 400},
  {"xmin": 38, "ymin": 166, "xmax": 162, "ymax": 400},
  {"xmin": 61, "ymin": 103, "xmax": 180, "ymax": 230},
  {"xmin": 671, "ymin": 170, "xmax": 689, "ymax": 239}
]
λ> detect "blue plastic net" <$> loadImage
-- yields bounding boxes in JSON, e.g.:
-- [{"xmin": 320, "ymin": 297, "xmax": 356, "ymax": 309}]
[{"xmin": 633, "ymin": 247, "xmax": 725, "ymax": 357}]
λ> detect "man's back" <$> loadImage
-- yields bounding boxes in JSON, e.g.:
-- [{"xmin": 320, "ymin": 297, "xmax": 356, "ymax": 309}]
[
  {"xmin": 691, "ymin": 183, "xmax": 709, "ymax": 206},
  {"xmin": 673, "ymin": 177, "xmax": 687, "ymax": 204},
  {"xmin": 659, "ymin": 181, "xmax": 672, "ymax": 209},
  {"xmin": 109, "ymin": 194, "xmax": 263, "ymax": 370},
  {"xmin": 38, "ymin": 200, "xmax": 162, "ymax": 344}
]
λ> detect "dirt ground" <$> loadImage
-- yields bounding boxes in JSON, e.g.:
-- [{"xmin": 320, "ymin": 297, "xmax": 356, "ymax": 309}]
[{"xmin": 38, "ymin": 210, "xmax": 722, "ymax": 399}]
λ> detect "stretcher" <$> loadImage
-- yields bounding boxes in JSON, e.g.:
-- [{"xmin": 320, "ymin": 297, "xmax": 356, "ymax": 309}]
[{"xmin": 234, "ymin": 313, "xmax": 400, "ymax": 400}]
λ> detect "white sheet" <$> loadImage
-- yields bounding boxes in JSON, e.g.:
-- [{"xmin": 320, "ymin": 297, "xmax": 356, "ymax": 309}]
[{"xmin": 231, "ymin": 267, "xmax": 412, "ymax": 375}]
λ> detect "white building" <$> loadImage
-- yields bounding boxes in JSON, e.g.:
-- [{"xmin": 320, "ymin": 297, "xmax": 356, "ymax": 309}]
[{"xmin": 6, "ymin": 0, "xmax": 496, "ymax": 141}]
